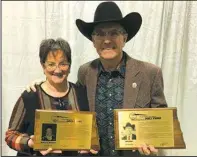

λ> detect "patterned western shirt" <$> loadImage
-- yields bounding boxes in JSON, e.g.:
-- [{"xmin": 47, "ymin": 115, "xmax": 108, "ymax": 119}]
[{"xmin": 95, "ymin": 53, "xmax": 126, "ymax": 156}]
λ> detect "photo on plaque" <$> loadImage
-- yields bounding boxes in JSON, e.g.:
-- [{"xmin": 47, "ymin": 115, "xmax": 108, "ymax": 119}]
[
  {"xmin": 41, "ymin": 123, "xmax": 57, "ymax": 142},
  {"xmin": 121, "ymin": 122, "xmax": 136, "ymax": 141}
]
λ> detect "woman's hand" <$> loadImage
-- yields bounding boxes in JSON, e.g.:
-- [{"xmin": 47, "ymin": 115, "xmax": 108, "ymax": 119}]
[
  {"xmin": 78, "ymin": 149, "xmax": 98, "ymax": 155},
  {"xmin": 28, "ymin": 135, "xmax": 62, "ymax": 155}
]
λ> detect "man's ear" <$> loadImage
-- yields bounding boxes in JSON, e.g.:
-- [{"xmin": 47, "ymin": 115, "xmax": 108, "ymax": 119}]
[
  {"xmin": 92, "ymin": 38, "xmax": 96, "ymax": 48},
  {"xmin": 122, "ymin": 34, "xmax": 128, "ymax": 47},
  {"xmin": 124, "ymin": 34, "xmax": 128, "ymax": 43},
  {"xmin": 123, "ymin": 35, "xmax": 127, "ymax": 47}
]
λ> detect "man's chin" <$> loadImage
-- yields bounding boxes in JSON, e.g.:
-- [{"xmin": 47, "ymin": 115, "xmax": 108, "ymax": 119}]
[
  {"xmin": 99, "ymin": 50, "xmax": 118, "ymax": 60},
  {"xmin": 100, "ymin": 55, "xmax": 117, "ymax": 60}
]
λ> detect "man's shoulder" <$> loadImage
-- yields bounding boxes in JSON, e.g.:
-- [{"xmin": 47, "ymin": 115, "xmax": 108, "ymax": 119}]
[
  {"xmin": 69, "ymin": 81, "xmax": 86, "ymax": 91},
  {"xmin": 128, "ymin": 57, "xmax": 161, "ymax": 72}
]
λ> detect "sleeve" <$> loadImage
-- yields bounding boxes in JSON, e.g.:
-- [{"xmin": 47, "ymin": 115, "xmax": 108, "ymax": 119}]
[
  {"xmin": 150, "ymin": 68, "xmax": 168, "ymax": 108},
  {"xmin": 5, "ymin": 96, "xmax": 32, "ymax": 154}
]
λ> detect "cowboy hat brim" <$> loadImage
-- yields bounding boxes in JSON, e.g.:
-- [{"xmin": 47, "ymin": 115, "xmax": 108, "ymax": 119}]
[{"xmin": 76, "ymin": 12, "xmax": 142, "ymax": 42}]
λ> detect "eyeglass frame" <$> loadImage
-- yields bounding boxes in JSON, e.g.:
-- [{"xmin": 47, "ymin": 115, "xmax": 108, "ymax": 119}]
[
  {"xmin": 91, "ymin": 28, "xmax": 127, "ymax": 40},
  {"xmin": 44, "ymin": 61, "xmax": 70, "ymax": 71}
]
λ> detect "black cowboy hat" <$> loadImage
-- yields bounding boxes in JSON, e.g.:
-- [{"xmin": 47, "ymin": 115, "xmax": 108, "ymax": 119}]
[
  {"xmin": 76, "ymin": 1, "xmax": 142, "ymax": 42},
  {"xmin": 123, "ymin": 122, "xmax": 135, "ymax": 130}
]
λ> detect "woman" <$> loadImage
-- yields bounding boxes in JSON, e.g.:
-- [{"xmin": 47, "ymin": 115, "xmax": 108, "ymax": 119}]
[{"xmin": 5, "ymin": 38, "xmax": 89, "ymax": 156}]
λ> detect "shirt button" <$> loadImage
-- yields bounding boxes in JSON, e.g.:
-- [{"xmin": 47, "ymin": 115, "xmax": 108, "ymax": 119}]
[
  {"xmin": 109, "ymin": 93, "xmax": 112, "ymax": 96},
  {"xmin": 111, "ymin": 136, "xmax": 113, "ymax": 139},
  {"xmin": 109, "ymin": 122, "xmax": 112, "ymax": 125},
  {"xmin": 109, "ymin": 79, "xmax": 112, "ymax": 82},
  {"xmin": 112, "ymin": 150, "xmax": 115, "ymax": 152},
  {"xmin": 109, "ymin": 108, "xmax": 112, "ymax": 111}
]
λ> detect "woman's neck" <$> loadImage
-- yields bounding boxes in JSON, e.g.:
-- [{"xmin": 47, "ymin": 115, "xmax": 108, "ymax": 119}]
[{"xmin": 42, "ymin": 80, "xmax": 69, "ymax": 97}]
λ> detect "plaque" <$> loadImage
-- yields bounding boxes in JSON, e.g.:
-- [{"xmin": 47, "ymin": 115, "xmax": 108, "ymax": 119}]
[
  {"xmin": 34, "ymin": 110, "xmax": 100, "ymax": 151},
  {"xmin": 114, "ymin": 107, "xmax": 186, "ymax": 149}
]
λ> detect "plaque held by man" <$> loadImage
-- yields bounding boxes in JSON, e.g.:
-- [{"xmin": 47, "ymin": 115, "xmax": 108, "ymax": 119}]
[{"xmin": 114, "ymin": 107, "xmax": 186, "ymax": 149}]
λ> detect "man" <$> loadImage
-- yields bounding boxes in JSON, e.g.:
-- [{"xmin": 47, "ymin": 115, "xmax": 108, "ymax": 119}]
[
  {"xmin": 27, "ymin": 1, "xmax": 167, "ymax": 156},
  {"xmin": 75, "ymin": 1, "xmax": 167, "ymax": 156},
  {"xmin": 121, "ymin": 123, "xmax": 136, "ymax": 141}
]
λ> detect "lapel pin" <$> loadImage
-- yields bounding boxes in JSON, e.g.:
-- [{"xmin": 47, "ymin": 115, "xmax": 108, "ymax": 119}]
[{"xmin": 132, "ymin": 82, "xmax": 137, "ymax": 88}]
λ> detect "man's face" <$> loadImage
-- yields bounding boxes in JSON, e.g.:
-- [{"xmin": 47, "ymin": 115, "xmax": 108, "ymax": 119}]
[
  {"xmin": 125, "ymin": 126, "xmax": 133, "ymax": 135},
  {"xmin": 92, "ymin": 22, "xmax": 127, "ymax": 61}
]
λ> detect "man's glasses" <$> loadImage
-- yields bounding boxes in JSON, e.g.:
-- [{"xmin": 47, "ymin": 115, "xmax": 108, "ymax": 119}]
[
  {"xmin": 45, "ymin": 61, "xmax": 70, "ymax": 71},
  {"xmin": 92, "ymin": 29, "xmax": 126, "ymax": 40}
]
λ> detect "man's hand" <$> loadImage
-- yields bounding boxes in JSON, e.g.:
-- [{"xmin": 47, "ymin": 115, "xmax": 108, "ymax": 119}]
[
  {"xmin": 137, "ymin": 144, "xmax": 158, "ymax": 156},
  {"xmin": 28, "ymin": 135, "xmax": 62, "ymax": 155},
  {"xmin": 25, "ymin": 78, "xmax": 44, "ymax": 92}
]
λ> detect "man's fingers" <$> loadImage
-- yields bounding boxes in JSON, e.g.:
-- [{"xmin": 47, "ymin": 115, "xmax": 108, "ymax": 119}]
[
  {"xmin": 25, "ymin": 85, "xmax": 31, "ymax": 92},
  {"xmin": 138, "ymin": 144, "xmax": 150, "ymax": 155},
  {"xmin": 25, "ymin": 84, "xmax": 36, "ymax": 92},
  {"xmin": 138, "ymin": 144, "xmax": 158, "ymax": 156},
  {"xmin": 30, "ymin": 83, "xmax": 37, "ymax": 92},
  {"xmin": 142, "ymin": 145, "xmax": 150, "ymax": 155},
  {"xmin": 25, "ymin": 78, "xmax": 44, "ymax": 93},
  {"xmin": 138, "ymin": 147, "xmax": 144, "ymax": 155},
  {"xmin": 149, "ymin": 145, "xmax": 158, "ymax": 155}
]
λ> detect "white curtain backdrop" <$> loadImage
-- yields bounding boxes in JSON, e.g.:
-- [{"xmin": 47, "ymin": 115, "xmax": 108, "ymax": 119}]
[{"xmin": 2, "ymin": 1, "xmax": 197, "ymax": 156}]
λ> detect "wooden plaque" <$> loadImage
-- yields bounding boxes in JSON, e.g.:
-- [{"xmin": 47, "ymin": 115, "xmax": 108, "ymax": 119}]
[
  {"xmin": 114, "ymin": 107, "xmax": 186, "ymax": 149},
  {"xmin": 34, "ymin": 110, "xmax": 100, "ymax": 151}
]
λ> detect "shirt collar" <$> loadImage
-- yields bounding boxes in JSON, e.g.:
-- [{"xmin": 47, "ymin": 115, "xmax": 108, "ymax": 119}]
[{"xmin": 98, "ymin": 52, "xmax": 126, "ymax": 78}]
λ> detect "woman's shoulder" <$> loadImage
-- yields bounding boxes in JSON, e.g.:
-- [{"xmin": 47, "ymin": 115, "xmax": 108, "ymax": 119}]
[{"xmin": 21, "ymin": 85, "xmax": 40, "ymax": 108}]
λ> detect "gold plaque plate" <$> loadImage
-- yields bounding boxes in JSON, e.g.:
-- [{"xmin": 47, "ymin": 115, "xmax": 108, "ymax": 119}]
[
  {"xmin": 114, "ymin": 107, "xmax": 186, "ymax": 149},
  {"xmin": 34, "ymin": 110, "xmax": 100, "ymax": 151}
]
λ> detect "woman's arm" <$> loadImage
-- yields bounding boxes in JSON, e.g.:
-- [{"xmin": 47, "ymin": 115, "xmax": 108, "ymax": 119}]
[{"xmin": 5, "ymin": 96, "xmax": 31, "ymax": 153}]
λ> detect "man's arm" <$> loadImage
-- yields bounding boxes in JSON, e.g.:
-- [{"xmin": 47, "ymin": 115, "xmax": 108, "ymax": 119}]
[{"xmin": 151, "ymin": 68, "xmax": 168, "ymax": 108}]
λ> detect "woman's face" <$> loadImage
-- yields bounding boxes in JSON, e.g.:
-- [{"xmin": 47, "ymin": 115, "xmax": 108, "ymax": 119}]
[
  {"xmin": 46, "ymin": 128, "xmax": 52, "ymax": 136},
  {"xmin": 42, "ymin": 50, "xmax": 70, "ymax": 84}
]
